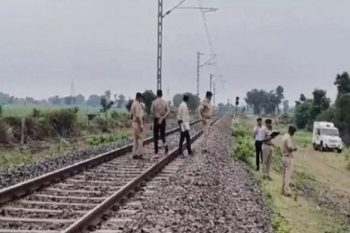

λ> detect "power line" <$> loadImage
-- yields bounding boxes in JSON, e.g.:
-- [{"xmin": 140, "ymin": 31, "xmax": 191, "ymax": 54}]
[
  {"xmin": 197, "ymin": 0, "xmax": 215, "ymax": 55},
  {"xmin": 164, "ymin": 0, "xmax": 188, "ymax": 17}
]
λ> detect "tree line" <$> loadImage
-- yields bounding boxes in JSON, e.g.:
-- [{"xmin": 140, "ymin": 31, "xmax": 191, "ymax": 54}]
[
  {"xmin": 245, "ymin": 85, "xmax": 285, "ymax": 115},
  {"xmin": 294, "ymin": 72, "xmax": 350, "ymax": 145},
  {"xmin": 0, "ymin": 92, "xmax": 128, "ymax": 108}
]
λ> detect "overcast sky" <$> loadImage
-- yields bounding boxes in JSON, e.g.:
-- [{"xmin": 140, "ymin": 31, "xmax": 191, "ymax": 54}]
[{"xmin": 1, "ymin": 0, "xmax": 350, "ymax": 104}]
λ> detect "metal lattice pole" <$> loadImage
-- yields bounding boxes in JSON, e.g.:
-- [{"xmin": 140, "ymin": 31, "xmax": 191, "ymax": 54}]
[
  {"xmin": 157, "ymin": 0, "xmax": 163, "ymax": 90},
  {"xmin": 197, "ymin": 52, "xmax": 201, "ymax": 96},
  {"xmin": 210, "ymin": 74, "xmax": 213, "ymax": 92}
]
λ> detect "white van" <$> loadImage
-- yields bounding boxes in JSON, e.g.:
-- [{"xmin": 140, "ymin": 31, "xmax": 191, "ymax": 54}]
[{"xmin": 312, "ymin": 122, "xmax": 343, "ymax": 153}]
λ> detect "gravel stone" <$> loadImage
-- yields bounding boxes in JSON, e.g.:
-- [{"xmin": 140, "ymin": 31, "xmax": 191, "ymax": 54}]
[{"xmin": 123, "ymin": 117, "xmax": 272, "ymax": 233}]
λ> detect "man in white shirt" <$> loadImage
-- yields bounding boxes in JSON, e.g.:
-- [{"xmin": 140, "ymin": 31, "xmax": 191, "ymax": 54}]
[
  {"xmin": 177, "ymin": 95, "xmax": 192, "ymax": 156},
  {"xmin": 253, "ymin": 117, "xmax": 265, "ymax": 171}
]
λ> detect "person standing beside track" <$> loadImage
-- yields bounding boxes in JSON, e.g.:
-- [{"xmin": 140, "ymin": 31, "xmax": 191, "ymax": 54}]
[
  {"xmin": 177, "ymin": 94, "xmax": 193, "ymax": 156},
  {"xmin": 262, "ymin": 119, "xmax": 274, "ymax": 180},
  {"xmin": 130, "ymin": 92, "xmax": 144, "ymax": 159},
  {"xmin": 151, "ymin": 90, "xmax": 170, "ymax": 155},
  {"xmin": 253, "ymin": 117, "xmax": 265, "ymax": 171},
  {"xmin": 281, "ymin": 125, "xmax": 298, "ymax": 196},
  {"xmin": 198, "ymin": 91, "xmax": 213, "ymax": 153}
]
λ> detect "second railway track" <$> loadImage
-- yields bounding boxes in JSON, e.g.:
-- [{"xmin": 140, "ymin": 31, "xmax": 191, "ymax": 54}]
[{"xmin": 0, "ymin": 118, "xmax": 220, "ymax": 233}]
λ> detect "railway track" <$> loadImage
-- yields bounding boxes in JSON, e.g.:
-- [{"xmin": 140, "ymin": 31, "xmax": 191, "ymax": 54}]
[{"xmin": 0, "ymin": 118, "xmax": 220, "ymax": 233}]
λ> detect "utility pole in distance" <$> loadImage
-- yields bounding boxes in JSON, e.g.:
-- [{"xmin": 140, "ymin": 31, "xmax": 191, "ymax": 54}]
[
  {"xmin": 196, "ymin": 52, "xmax": 204, "ymax": 96},
  {"xmin": 210, "ymin": 74, "xmax": 213, "ymax": 92},
  {"xmin": 213, "ymin": 82, "xmax": 216, "ymax": 106},
  {"xmin": 156, "ymin": 1, "xmax": 216, "ymax": 91},
  {"xmin": 156, "ymin": 0, "xmax": 163, "ymax": 91}
]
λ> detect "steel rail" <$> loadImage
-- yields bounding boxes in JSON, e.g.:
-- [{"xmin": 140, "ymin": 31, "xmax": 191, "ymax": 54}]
[
  {"xmin": 62, "ymin": 117, "xmax": 221, "ymax": 233},
  {"xmin": 0, "ymin": 119, "xmax": 202, "ymax": 205}
]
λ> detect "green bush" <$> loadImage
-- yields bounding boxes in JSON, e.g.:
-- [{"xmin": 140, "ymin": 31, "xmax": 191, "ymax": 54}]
[
  {"xmin": 41, "ymin": 109, "xmax": 80, "ymax": 137},
  {"xmin": 0, "ymin": 119, "xmax": 11, "ymax": 144},
  {"xmin": 232, "ymin": 123, "xmax": 255, "ymax": 166}
]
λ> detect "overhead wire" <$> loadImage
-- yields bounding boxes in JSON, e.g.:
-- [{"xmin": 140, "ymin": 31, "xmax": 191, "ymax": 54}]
[
  {"xmin": 197, "ymin": 0, "xmax": 224, "ymax": 89},
  {"xmin": 164, "ymin": 0, "xmax": 189, "ymax": 17}
]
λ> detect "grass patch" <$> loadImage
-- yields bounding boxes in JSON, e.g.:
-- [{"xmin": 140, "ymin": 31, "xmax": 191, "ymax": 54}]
[
  {"xmin": 232, "ymin": 117, "xmax": 350, "ymax": 233},
  {"xmin": 293, "ymin": 130, "xmax": 311, "ymax": 148}
]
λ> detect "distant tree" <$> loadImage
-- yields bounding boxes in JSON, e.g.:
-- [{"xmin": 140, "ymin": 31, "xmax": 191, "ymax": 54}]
[
  {"xmin": 0, "ymin": 92, "xmax": 11, "ymax": 105},
  {"xmin": 0, "ymin": 105, "xmax": 2, "ymax": 117},
  {"xmin": 334, "ymin": 72, "xmax": 350, "ymax": 98},
  {"xmin": 294, "ymin": 99, "xmax": 312, "ymax": 129},
  {"xmin": 100, "ymin": 91, "xmax": 114, "ymax": 127},
  {"xmin": 275, "ymin": 85, "xmax": 284, "ymax": 116},
  {"xmin": 173, "ymin": 94, "xmax": 183, "ymax": 107},
  {"xmin": 63, "ymin": 96, "xmax": 74, "ymax": 105},
  {"xmin": 48, "ymin": 96, "xmax": 61, "ymax": 105},
  {"xmin": 334, "ymin": 93, "xmax": 350, "ymax": 144},
  {"xmin": 86, "ymin": 95, "xmax": 101, "ymax": 107},
  {"xmin": 283, "ymin": 100, "xmax": 289, "ymax": 114},
  {"xmin": 299, "ymin": 94, "xmax": 307, "ymax": 102},
  {"xmin": 116, "ymin": 94, "xmax": 127, "ymax": 108},
  {"xmin": 126, "ymin": 99, "xmax": 133, "ymax": 112},
  {"xmin": 142, "ymin": 90, "xmax": 157, "ymax": 115},
  {"xmin": 309, "ymin": 89, "xmax": 330, "ymax": 124},
  {"xmin": 183, "ymin": 92, "xmax": 200, "ymax": 111},
  {"xmin": 25, "ymin": 97, "xmax": 35, "ymax": 104},
  {"xmin": 246, "ymin": 89, "xmax": 262, "ymax": 114},
  {"xmin": 75, "ymin": 94, "xmax": 85, "ymax": 105}
]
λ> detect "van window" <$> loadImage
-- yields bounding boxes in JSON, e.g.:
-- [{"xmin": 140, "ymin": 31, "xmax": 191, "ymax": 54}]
[{"xmin": 320, "ymin": 128, "xmax": 339, "ymax": 136}]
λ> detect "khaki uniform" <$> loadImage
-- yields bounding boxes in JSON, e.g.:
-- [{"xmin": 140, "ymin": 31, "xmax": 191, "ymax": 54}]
[
  {"xmin": 198, "ymin": 99, "xmax": 212, "ymax": 150},
  {"xmin": 282, "ymin": 133, "xmax": 295, "ymax": 195},
  {"xmin": 151, "ymin": 98, "xmax": 170, "ymax": 153},
  {"xmin": 130, "ymin": 100, "xmax": 144, "ymax": 156},
  {"xmin": 262, "ymin": 128, "xmax": 273, "ymax": 177}
]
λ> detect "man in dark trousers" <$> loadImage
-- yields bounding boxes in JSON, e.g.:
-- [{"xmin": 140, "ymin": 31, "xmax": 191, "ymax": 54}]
[
  {"xmin": 177, "ymin": 95, "xmax": 192, "ymax": 156},
  {"xmin": 253, "ymin": 117, "xmax": 265, "ymax": 171},
  {"xmin": 151, "ymin": 90, "xmax": 170, "ymax": 155}
]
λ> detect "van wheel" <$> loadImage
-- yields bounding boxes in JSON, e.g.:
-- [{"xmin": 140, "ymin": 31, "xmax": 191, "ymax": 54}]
[
  {"xmin": 313, "ymin": 144, "xmax": 318, "ymax": 151},
  {"xmin": 320, "ymin": 141, "xmax": 325, "ymax": 152},
  {"xmin": 337, "ymin": 149, "xmax": 342, "ymax": 154}
]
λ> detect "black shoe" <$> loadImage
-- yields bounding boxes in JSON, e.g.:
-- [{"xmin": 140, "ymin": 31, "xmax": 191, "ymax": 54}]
[
  {"xmin": 132, "ymin": 154, "xmax": 139, "ymax": 159},
  {"xmin": 165, "ymin": 145, "xmax": 169, "ymax": 154}
]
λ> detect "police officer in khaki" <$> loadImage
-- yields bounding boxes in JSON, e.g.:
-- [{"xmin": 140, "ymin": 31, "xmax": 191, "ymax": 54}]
[
  {"xmin": 281, "ymin": 126, "xmax": 298, "ymax": 196},
  {"xmin": 262, "ymin": 119, "xmax": 274, "ymax": 180},
  {"xmin": 151, "ymin": 89, "xmax": 170, "ymax": 155},
  {"xmin": 198, "ymin": 91, "xmax": 213, "ymax": 153},
  {"xmin": 130, "ymin": 92, "xmax": 144, "ymax": 159}
]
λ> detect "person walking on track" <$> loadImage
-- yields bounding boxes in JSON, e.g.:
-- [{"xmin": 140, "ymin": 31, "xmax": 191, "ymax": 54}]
[
  {"xmin": 253, "ymin": 117, "xmax": 265, "ymax": 171},
  {"xmin": 177, "ymin": 94, "xmax": 193, "ymax": 156},
  {"xmin": 151, "ymin": 90, "xmax": 170, "ymax": 155},
  {"xmin": 130, "ymin": 92, "xmax": 144, "ymax": 159},
  {"xmin": 281, "ymin": 126, "xmax": 298, "ymax": 197},
  {"xmin": 198, "ymin": 91, "xmax": 213, "ymax": 153},
  {"xmin": 262, "ymin": 119, "xmax": 274, "ymax": 180}
]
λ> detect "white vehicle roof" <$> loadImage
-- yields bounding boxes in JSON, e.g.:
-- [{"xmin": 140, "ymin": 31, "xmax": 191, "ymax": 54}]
[{"xmin": 314, "ymin": 121, "xmax": 335, "ymax": 128}]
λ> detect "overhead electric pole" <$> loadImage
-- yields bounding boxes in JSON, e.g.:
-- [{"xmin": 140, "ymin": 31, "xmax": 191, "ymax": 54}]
[
  {"xmin": 210, "ymin": 74, "xmax": 213, "ymax": 92},
  {"xmin": 196, "ymin": 52, "xmax": 203, "ymax": 97},
  {"xmin": 156, "ymin": 0, "xmax": 163, "ymax": 91},
  {"xmin": 156, "ymin": 1, "xmax": 217, "ymax": 92},
  {"xmin": 213, "ymin": 82, "xmax": 216, "ymax": 106}
]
